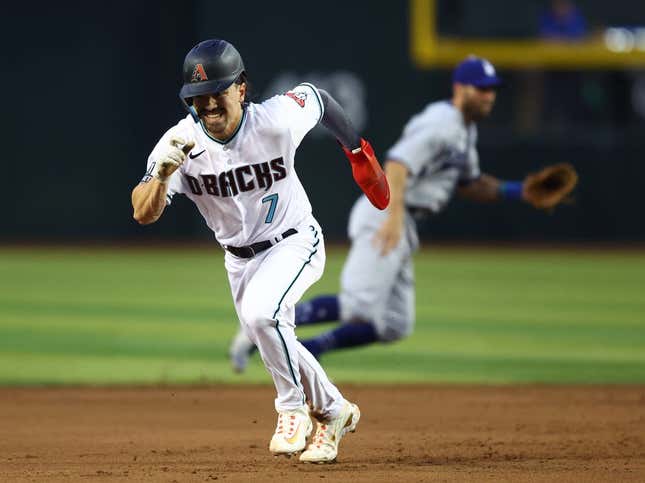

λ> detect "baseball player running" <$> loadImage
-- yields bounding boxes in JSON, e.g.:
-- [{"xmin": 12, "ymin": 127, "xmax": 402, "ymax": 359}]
[
  {"xmin": 131, "ymin": 39, "xmax": 389, "ymax": 463},
  {"xmin": 229, "ymin": 55, "xmax": 577, "ymax": 369}
]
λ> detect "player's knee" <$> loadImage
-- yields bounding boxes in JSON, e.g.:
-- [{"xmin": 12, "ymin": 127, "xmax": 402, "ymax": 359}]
[
  {"xmin": 379, "ymin": 327, "xmax": 409, "ymax": 342},
  {"xmin": 377, "ymin": 317, "xmax": 413, "ymax": 342},
  {"xmin": 240, "ymin": 298, "xmax": 276, "ymax": 331},
  {"xmin": 340, "ymin": 303, "xmax": 380, "ymax": 327}
]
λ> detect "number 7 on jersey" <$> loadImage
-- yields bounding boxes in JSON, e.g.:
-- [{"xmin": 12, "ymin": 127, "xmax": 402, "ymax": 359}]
[{"xmin": 261, "ymin": 193, "xmax": 279, "ymax": 223}]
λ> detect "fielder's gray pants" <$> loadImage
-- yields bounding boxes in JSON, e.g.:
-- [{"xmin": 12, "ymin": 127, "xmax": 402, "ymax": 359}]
[{"xmin": 338, "ymin": 196, "xmax": 419, "ymax": 342}]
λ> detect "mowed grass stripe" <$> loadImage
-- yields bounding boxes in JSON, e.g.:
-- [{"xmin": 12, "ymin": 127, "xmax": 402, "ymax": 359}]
[
  {"xmin": 419, "ymin": 305, "xmax": 645, "ymax": 327},
  {"xmin": 0, "ymin": 353, "xmax": 238, "ymax": 385},
  {"xmin": 2, "ymin": 351, "xmax": 643, "ymax": 385},
  {"xmin": 0, "ymin": 323, "xmax": 223, "ymax": 358},
  {"xmin": 2, "ymin": 298, "xmax": 641, "ymax": 329},
  {"xmin": 0, "ymin": 299, "xmax": 231, "ymax": 324}
]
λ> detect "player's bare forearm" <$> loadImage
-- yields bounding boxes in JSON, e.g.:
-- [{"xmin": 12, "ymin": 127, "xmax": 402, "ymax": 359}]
[
  {"xmin": 133, "ymin": 136, "xmax": 193, "ymax": 224},
  {"xmin": 373, "ymin": 160, "xmax": 408, "ymax": 255},
  {"xmin": 384, "ymin": 160, "xmax": 409, "ymax": 216},
  {"xmin": 457, "ymin": 173, "xmax": 501, "ymax": 203},
  {"xmin": 131, "ymin": 179, "xmax": 168, "ymax": 225}
]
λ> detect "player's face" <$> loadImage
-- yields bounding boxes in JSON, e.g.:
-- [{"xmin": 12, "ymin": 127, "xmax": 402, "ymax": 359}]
[
  {"xmin": 192, "ymin": 83, "xmax": 246, "ymax": 140},
  {"xmin": 462, "ymin": 85, "xmax": 496, "ymax": 121}
]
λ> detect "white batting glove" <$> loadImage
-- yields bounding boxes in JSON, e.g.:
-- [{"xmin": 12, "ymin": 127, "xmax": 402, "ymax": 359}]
[{"xmin": 154, "ymin": 136, "xmax": 195, "ymax": 184}]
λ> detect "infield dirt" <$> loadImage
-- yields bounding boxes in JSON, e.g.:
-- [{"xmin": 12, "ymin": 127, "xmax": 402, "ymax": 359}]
[{"xmin": 2, "ymin": 385, "xmax": 644, "ymax": 482}]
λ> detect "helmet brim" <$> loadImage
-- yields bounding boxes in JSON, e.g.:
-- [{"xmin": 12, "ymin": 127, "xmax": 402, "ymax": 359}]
[{"xmin": 179, "ymin": 77, "xmax": 237, "ymax": 99}]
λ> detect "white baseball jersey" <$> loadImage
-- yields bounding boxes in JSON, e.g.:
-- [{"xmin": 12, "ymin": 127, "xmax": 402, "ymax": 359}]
[
  {"xmin": 386, "ymin": 100, "xmax": 481, "ymax": 215},
  {"xmin": 142, "ymin": 83, "xmax": 324, "ymax": 247},
  {"xmin": 141, "ymin": 82, "xmax": 348, "ymax": 416}
]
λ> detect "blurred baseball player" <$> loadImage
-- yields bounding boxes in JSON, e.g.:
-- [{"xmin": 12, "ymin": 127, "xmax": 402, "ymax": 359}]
[
  {"xmin": 229, "ymin": 55, "xmax": 577, "ymax": 368},
  {"xmin": 131, "ymin": 39, "xmax": 389, "ymax": 463}
]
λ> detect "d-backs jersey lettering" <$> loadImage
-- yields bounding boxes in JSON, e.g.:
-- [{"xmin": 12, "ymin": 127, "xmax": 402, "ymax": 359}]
[{"xmin": 141, "ymin": 83, "xmax": 324, "ymax": 247}]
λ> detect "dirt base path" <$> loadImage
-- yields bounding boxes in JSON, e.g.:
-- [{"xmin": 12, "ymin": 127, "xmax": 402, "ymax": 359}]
[{"xmin": 1, "ymin": 385, "xmax": 644, "ymax": 482}]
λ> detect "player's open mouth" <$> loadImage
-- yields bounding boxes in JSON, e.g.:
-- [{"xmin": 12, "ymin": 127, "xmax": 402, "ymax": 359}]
[{"xmin": 202, "ymin": 110, "xmax": 225, "ymax": 120}]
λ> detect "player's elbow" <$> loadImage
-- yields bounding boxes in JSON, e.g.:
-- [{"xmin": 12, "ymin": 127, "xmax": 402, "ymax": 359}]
[
  {"xmin": 131, "ymin": 190, "xmax": 161, "ymax": 225},
  {"xmin": 133, "ymin": 212, "xmax": 149, "ymax": 225},
  {"xmin": 132, "ymin": 208, "xmax": 158, "ymax": 225}
]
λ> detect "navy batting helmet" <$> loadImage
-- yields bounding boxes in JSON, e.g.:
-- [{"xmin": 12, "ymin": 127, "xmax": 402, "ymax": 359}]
[{"xmin": 179, "ymin": 39, "xmax": 246, "ymax": 122}]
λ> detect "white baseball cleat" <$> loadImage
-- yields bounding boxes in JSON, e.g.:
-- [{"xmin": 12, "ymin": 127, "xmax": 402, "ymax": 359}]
[
  {"xmin": 299, "ymin": 402, "xmax": 360, "ymax": 463},
  {"xmin": 269, "ymin": 405, "xmax": 313, "ymax": 456},
  {"xmin": 228, "ymin": 329, "xmax": 255, "ymax": 373}
]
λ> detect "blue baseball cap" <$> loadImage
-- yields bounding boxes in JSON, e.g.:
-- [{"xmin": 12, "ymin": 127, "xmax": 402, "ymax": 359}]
[{"xmin": 452, "ymin": 56, "xmax": 503, "ymax": 88}]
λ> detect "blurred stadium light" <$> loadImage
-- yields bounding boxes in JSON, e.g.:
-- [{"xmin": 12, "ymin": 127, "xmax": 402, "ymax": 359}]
[{"xmin": 410, "ymin": 0, "xmax": 645, "ymax": 68}]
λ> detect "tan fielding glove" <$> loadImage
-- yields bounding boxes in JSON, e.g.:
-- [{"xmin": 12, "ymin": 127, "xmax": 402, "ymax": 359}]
[{"xmin": 523, "ymin": 163, "xmax": 578, "ymax": 210}]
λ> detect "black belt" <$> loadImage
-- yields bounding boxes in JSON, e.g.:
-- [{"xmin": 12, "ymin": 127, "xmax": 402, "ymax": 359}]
[
  {"xmin": 224, "ymin": 228, "xmax": 298, "ymax": 258},
  {"xmin": 406, "ymin": 205, "xmax": 435, "ymax": 220}
]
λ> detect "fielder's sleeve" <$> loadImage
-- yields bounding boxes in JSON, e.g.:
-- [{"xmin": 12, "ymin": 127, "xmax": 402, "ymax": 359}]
[
  {"xmin": 275, "ymin": 83, "xmax": 325, "ymax": 146},
  {"xmin": 386, "ymin": 119, "xmax": 446, "ymax": 176},
  {"xmin": 459, "ymin": 128, "xmax": 481, "ymax": 185}
]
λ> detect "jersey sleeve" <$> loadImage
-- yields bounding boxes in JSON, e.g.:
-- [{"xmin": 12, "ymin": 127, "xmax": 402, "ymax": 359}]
[
  {"xmin": 385, "ymin": 119, "xmax": 445, "ymax": 177},
  {"xmin": 458, "ymin": 127, "xmax": 481, "ymax": 185},
  {"xmin": 140, "ymin": 123, "xmax": 191, "ymax": 205},
  {"xmin": 273, "ymin": 83, "xmax": 325, "ymax": 147}
]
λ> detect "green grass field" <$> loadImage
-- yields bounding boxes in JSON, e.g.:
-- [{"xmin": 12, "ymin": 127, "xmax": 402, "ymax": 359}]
[{"xmin": 1, "ymin": 245, "xmax": 644, "ymax": 385}]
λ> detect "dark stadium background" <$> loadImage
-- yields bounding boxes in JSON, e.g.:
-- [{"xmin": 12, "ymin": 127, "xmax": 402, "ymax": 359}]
[{"xmin": 3, "ymin": 0, "xmax": 644, "ymax": 244}]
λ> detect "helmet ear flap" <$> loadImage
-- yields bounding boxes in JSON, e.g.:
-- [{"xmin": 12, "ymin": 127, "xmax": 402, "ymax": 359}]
[
  {"xmin": 188, "ymin": 105, "xmax": 199, "ymax": 123},
  {"xmin": 235, "ymin": 72, "xmax": 251, "ymax": 107},
  {"xmin": 180, "ymin": 96, "xmax": 200, "ymax": 123}
]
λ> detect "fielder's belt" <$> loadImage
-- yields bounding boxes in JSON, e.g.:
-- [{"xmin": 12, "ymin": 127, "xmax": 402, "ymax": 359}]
[
  {"xmin": 406, "ymin": 205, "xmax": 435, "ymax": 220},
  {"xmin": 223, "ymin": 228, "xmax": 298, "ymax": 258}
]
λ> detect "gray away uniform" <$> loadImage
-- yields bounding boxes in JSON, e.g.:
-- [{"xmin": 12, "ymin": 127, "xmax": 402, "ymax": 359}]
[{"xmin": 339, "ymin": 100, "xmax": 481, "ymax": 341}]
